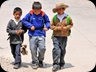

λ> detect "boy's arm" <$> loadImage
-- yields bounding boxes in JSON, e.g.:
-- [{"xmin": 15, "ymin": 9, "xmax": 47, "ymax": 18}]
[
  {"xmin": 6, "ymin": 20, "xmax": 16, "ymax": 34},
  {"xmin": 43, "ymin": 14, "xmax": 50, "ymax": 30},
  {"xmin": 66, "ymin": 18, "xmax": 73, "ymax": 30},
  {"xmin": 50, "ymin": 17, "xmax": 59, "ymax": 31},
  {"xmin": 22, "ymin": 13, "xmax": 33, "ymax": 29},
  {"xmin": 22, "ymin": 24, "xmax": 27, "ymax": 33}
]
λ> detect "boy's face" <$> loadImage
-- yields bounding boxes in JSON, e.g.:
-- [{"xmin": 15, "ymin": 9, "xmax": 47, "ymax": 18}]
[
  {"xmin": 57, "ymin": 8, "xmax": 65, "ymax": 15},
  {"xmin": 33, "ymin": 9, "xmax": 41, "ymax": 15},
  {"xmin": 13, "ymin": 11, "xmax": 22, "ymax": 20}
]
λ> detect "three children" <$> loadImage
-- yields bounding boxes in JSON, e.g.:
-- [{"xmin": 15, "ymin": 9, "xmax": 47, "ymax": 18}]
[{"xmin": 6, "ymin": 1, "xmax": 73, "ymax": 71}]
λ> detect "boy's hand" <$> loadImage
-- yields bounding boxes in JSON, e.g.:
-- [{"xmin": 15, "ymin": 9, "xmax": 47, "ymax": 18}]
[
  {"xmin": 18, "ymin": 29, "xmax": 23, "ymax": 34},
  {"xmin": 43, "ymin": 28, "xmax": 48, "ymax": 31},
  {"xmin": 58, "ymin": 27, "xmax": 62, "ymax": 30},
  {"xmin": 16, "ymin": 30, "xmax": 20, "ymax": 35},
  {"xmin": 30, "ymin": 26, "xmax": 35, "ymax": 31},
  {"xmin": 62, "ymin": 27, "xmax": 67, "ymax": 31}
]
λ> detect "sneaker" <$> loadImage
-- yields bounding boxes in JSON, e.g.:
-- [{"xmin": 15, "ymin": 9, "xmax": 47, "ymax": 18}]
[
  {"xmin": 59, "ymin": 63, "xmax": 65, "ymax": 69},
  {"xmin": 13, "ymin": 65, "xmax": 20, "ymax": 69},
  {"xmin": 39, "ymin": 61, "xmax": 43, "ymax": 67},
  {"xmin": 52, "ymin": 64, "xmax": 60, "ymax": 71},
  {"xmin": 60, "ymin": 65, "xmax": 64, "ymax": 69},
  {"xmin": 31, "ymin": 62, "xmax": 38, "ymax": 69}
]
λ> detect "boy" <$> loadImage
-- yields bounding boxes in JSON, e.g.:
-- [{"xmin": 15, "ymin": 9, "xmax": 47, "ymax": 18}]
[
  {"xmin": 6, "ymin": 7, "xmax": 27, "ymax": 69},
  {"xmin": 22, "ymin": 1, "xmax": 50, "ymax": 69},
  {"xmin": 50, "ymin": 3, "xmax": 73, "ymax": 71}
]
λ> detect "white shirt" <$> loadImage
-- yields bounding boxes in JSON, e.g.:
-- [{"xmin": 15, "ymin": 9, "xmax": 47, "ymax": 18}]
[
  {"xmin": 12, "ymin": 17, "xmax": 21, "ymax": 25},
  {"xmin": 57, "ymin": 13, "xmax": 67, "ymax": 22}
]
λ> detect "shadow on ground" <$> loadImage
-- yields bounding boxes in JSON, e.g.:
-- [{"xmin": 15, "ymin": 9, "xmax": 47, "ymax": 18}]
[
  {"xmin": 64, "ymin": 63, "xmax": 74, "ymax": 69},
  {"xmin": 10, "ymin": 62, "xmax": 52, "ymax": 68}
]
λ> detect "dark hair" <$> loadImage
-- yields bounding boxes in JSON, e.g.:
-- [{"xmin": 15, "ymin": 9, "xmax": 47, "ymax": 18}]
[
  {"xmin": 32, "ymin": 1, "xmax": 42, "ymax": 9},
  {"xmin": 13, "ymin": 7, "xmax": 22, "ymax": 14}
]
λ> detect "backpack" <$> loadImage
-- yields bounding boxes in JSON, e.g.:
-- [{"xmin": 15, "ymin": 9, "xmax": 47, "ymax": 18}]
[{"xmin": 51, "ymin": 14, "xmax": 71, "ymax": 39}]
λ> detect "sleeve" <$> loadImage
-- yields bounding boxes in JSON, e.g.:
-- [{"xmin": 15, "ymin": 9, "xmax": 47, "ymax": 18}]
[
  {"xmin": 50, "ymin": 17, "xmax": 59, "ymax": 31},
  {"xmin": 22, "ymin": 23, "xmax": 27, "ymax": 33},
  {"xmin": 6, "ymin": 20, "xmax": 16, "ymax": 34},
  {"xmin": 66, "ymin": 17, "xmax": 73, "ymax": 30},
  {"xmin": 22, "ymin": 13, "xmax": 33, "ymax": 29},
  {"xmin": 43, "ymin": 14, "xmax": 50, "ymax": 29}
]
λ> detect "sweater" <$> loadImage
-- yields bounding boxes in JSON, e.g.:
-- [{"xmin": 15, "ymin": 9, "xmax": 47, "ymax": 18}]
[{"xmin": 6, "ymin": 19, "xmax": 27, "ymax": 44}]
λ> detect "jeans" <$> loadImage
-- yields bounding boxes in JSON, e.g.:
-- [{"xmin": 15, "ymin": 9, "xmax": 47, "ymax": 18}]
[
  {"xmin": 29, "ymin": 36, "xmax": 46, "ymax": 64},
  {"xmin": 10, "ymin": 44, "xmax": 21, "ymax": 66},
  {"xmin": 52, "ymin": 36, "xmax": 67, "ymax": 65}
]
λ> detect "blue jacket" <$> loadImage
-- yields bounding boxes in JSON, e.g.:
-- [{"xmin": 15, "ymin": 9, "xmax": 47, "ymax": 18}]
[{"xmin": 22, "ymin": 10, "xmax": 50, "ymax": 37}]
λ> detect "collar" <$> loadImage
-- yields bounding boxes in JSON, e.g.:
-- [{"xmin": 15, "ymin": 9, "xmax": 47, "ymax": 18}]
[
  {"xmin": 57, "ymin": 13, "xmax": 67, "ymax": 22},
  {"xmin": 29, "ymin": 10, "xmax": 45, "ymax": 16},
  {"xmin": 12, "ymin": 17, "xmax": 21, "ymax": 25},
  {"xmin": 57, "ymin": 13, "xmax": 67, "ymax": 18}
]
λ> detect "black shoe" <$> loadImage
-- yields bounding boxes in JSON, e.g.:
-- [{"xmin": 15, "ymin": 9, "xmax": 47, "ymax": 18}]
[
  {"xmin": 52, "ymin": 64, "xmax": 60, "ymax": 71},
  {"xmin": 39, "ymin": 61, "xmax": 43, "ymax": 67},
  {"xmin": 59, "ymin": 63, "xmax": 65, "ymax": 69},
  {"xmin": 32, "ymin": 64, "xmax": 38, "ymax": 69},
  {"xmin": 31, "ymin": 61, "xmax": 38, "ymax": 69},
  {"xmin": 60, "ymin": 65, "xmax": 64, "ymax": 69}
]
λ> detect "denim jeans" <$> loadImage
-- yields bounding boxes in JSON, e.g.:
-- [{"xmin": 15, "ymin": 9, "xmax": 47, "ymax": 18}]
[
  {"xmin": 10, "ymin": 44, "xmax": 21, "ymax": 66},
  {"xmin": 29, "ymin": 36, "xmax": 46, "ymax": 64},
  {"xmin": 52, "ymin": 36, "xmax": 67, "ymax": 65}
]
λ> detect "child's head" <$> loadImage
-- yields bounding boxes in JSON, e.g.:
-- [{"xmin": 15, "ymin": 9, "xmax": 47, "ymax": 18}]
[
  {"xmin": 52, "ymin": 3, "xmax": 69, "ymax": 15},
  {"xmin": 32, "ymin": 1, "xmax": 42, "ymax": 15},
  {"xmin": 56, "ymin": 8, "xmax": 65, "ymax": 15},
  {"xmin": 13, "ymin": 7, "xmax": 22, "ymax": 20}
]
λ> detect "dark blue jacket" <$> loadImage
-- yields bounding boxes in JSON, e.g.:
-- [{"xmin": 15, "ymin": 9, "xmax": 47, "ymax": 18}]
[{"xmin": 22, "ymin": 10, "xmax": 50, "ymax": 37}]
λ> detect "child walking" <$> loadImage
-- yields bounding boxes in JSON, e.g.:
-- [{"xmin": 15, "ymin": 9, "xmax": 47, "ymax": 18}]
[
  {"xmin": 50, "ymin": 3, "xmax": 73, "ymax": 71},
  {"xmin": 22, "ymin": 1, "xmax": 50, "ymax": 69},
  {"xmin": 6, "ymin": 7, "xmax": 27, "ymax": 69}
]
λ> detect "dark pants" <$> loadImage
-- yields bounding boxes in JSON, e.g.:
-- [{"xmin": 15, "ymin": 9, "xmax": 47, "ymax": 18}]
[
  {"xmin": 10, "ymin": 44, "xmax": 21, "ymax": 66},
  {"xmin": 52, "ymin": 36, "xmax": 67, "ymax": 66}
]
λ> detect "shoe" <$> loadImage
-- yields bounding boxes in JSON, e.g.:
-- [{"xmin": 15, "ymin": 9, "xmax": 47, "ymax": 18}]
[
  {"xmin": 52, "ymin": 64, "xmax": 60, "ymax": 71},
  {"xmin": 31, "ymin": 62, "xmax": 38, "ymax": 69},
  {"xmin": 39, "ymin": 61, "xmax": 43, "ymax": 67},
  {"xmin": 59, "ymin": 63, "xmax": 65, "ymax": 69},
  {"xmin": 32, "ymin": 64, "xmax": 38, "ymax": 69},
  {"xmin": 13, "ymin": 65, "xmax": 20, "ymax": 69},
  {"xmin": 60, "ymin": 65, "xmax": 64, "ymax": 69}
]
